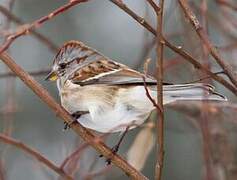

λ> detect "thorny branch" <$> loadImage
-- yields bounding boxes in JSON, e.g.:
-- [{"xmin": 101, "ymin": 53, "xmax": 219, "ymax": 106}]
[
  {"xmin": 0, "ymin": 52, "xmax": 148, "ymax": 180},
  {"xmin": 109, "ymin": 0, "xmax": 237, "ymax": 95}
]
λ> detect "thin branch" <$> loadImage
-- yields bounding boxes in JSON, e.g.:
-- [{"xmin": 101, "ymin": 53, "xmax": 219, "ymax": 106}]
[
  {"xmin": 155, "ymin": 0, "xmax": 165, "ymax": 179},
  {"xmin": 142, "ymin": 76, "xmax": 166, "ymax": 179},
  {"xmin": 146, "ymin": 0, "xmax": 161, "ymax": 14},
  {"xmin": 185, "ymin": 71, "xmax": 225, "ymax": 84},
  {"xmin": 0, "ymin": 0, "xmax": 90, "ymax": 54},
  {"xmin": 0, "ymin": 134, "xmax": 73, "ymax": 180},
  {"xmin": 0, "ymin": 52, "xmax": 148, "ymax": 180},
  {"xmin": 0, "ymin": 5, "xmax": 59, "ymax": 52},
  {"xmin": 109, "ymin": 0, "xmax": 237, "ymax": 95},
  {"xmin": 199, "ymin": 1, "xmax": 215, "ymax": 179},
  {"xmin": 142, "ymin": 76, "xmax": 162, "ymax": 113},
  {"xmin": 178, "ymin": 0, "xmax": 237, "ymax": 87},
  {"xmin": 0, "ymin": 69, "xmax": 50, "ymax": 78}
]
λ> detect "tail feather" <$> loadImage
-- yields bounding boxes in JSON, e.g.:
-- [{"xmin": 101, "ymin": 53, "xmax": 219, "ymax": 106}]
[{"xmin": 162, "ymin": 83, "xmax": 227, "ymax": 104}]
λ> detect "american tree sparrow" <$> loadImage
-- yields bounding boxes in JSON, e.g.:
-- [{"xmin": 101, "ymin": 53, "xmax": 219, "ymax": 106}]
[{"xmin": 46, "ymin": 40, "xmax": 226, "ymax": 133}]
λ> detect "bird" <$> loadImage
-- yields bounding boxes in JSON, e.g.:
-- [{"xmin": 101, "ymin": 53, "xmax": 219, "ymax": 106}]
[{"xmin": 46, "ymin": 40, "xmax": 227, "ymax": 133}]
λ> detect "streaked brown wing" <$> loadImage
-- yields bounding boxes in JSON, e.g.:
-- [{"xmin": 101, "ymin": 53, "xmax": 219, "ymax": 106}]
[
  {"xmin": 70, "ymin": 59, "xmax": 163, "ymax": 86},
  {"xmin": 69, "ymin": 59, "xmax": 124, "ymax": 84},
  {"xmin": 61, "ymin": 41, "xmax": 171, "ymax": 85}
]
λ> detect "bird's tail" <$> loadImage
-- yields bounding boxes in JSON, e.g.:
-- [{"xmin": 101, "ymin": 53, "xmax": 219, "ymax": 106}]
[{"xmin": 160, "ymin": 83, "xmax": 227, "ymax": 104}]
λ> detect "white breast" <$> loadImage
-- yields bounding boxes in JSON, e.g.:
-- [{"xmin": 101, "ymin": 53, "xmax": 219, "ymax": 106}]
[{"xmin": 58, "ymin": 80, "xmax": 156, "ymax": 133}]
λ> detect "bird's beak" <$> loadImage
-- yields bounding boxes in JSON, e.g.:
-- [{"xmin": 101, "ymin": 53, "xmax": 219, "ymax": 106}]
[{"xmin": 45, "ymin": 70, "xmax": 58, "ymax": 81}]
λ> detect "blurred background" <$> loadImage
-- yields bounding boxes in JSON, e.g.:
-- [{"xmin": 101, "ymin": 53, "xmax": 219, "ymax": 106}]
[{"xmin": 0, "ymin": 0, "xmax": 237, "ymax": 179}]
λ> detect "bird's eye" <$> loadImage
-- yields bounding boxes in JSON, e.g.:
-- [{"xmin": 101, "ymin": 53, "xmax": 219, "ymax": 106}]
[{"xmin": 59, "ymin": 62, "xmax": 67, "ymax": 69}]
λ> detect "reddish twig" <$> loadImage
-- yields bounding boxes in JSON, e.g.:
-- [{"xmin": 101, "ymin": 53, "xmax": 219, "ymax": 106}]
[
  {"xmin": 146, "ymin": 0, "xmax": 161, "ymax": 14},
  {"xmin": 0, "ymin": 134, "xmax": 73, "ymax": 180},
  {"xmin": 0, "ymin": 0, "xmax": 89, "ymax": 54},
  {"xmin": 185, "ymin": 71, "xmax": 225, "ymax": 84},
  {"xmin": 142, "ymin": 75, "xmax": 165, "ymax": 179},
  {"xmin": 109, "ymin": 0, "xmax": 237, "ymax": 95},
  {"xmin": 0, "ymin": 52, "xmax": 147, "ymax": 180},
  {"xmin": 0, "ymin": 5, "xmax": 59, "ymax": 52},
  {"xmin": 142, "ymin": 76, "xmax": 162, "ymax": 113},
  {"xmin": 178, "ymin": 0, "xmax": 237, "ymax": 87},
  {"xmin": 155, "ymin": 0, "xmax": 165, "ymax": 179}
]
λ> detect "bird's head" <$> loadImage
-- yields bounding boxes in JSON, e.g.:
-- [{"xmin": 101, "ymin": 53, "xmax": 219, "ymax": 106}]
[{"xmin": 45, "ymin": 40, "xmax": 96, "ymax": 82}]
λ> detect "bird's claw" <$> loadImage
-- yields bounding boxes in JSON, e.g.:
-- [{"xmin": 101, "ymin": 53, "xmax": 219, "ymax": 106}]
[
  {"xmin": 63, "ymin": 120, "xmax": 77, "ymax": 130},
  {"xmin": 100, "ymin": 144, "xmax": 120, "ymax": 165},
  {"xmin": 63, "ymin": 111, "xmax": 89, "ymax": 131}
]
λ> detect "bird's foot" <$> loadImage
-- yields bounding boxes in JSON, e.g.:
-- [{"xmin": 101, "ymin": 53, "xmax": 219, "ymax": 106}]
[
  {"xmin": 105, "ymin": 144, "xmax": 120, "ymax": 165},
  {"xmin": 99, "ymin": 144, "xmax": 120, "ymax": 165},
  {"xmin": 99, "ymin": 126, "xmax": 129, "ymax": 165},
  {"xmin": 63, "ymin": 120, "xmax": 77, "ymax": 130},
  {"xmin": 63, "ymin": 111, "xmax": 89, "ymax": 130}
]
